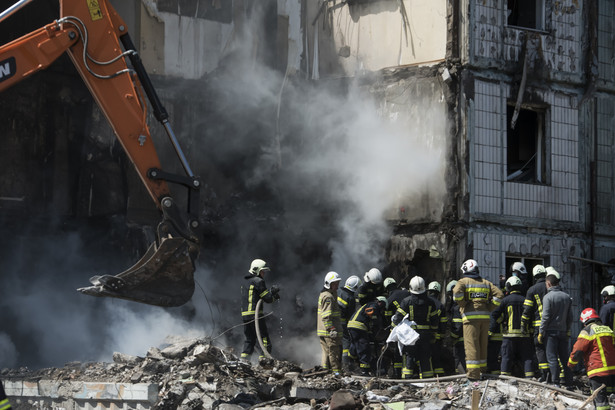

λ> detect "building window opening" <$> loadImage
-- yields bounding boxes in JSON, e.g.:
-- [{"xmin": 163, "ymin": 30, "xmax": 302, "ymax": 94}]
[
  {"xmin": 507, "ymin": 0, "xmax": 545, "ymax": 30},
  {"xmin": 506, "ymin": 104, "xmax": 547, "ymax": 184},
  {"xmin": 506, "ymin": 256, "xmax": 547, "ymax": 287}
]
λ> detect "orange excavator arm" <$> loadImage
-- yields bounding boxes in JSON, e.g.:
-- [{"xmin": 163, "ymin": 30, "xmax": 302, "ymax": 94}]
[{"xmin": 0, "ymin": 0, "xmax": 201, "ymax": 307}]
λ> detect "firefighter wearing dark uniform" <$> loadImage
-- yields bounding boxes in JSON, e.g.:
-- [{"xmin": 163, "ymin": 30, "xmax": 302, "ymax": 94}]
[
  {"xmin": 599, "ymin": 285, "xmax": 615, "ymax": 331},
  {"xmin": 453, "ymin": 259, "xmax": 504, "ymax": 380},
  {"xmin": 0, "ymin": 381, "xmax": 11, "ymax": 410},
  {"xmin": 521, "ymin": 264, "xmax": 549, "ymax": 381},
  {"xmin": 347, "ymin": 297, "xmax": 387, "ymax": 375},
  {"xmin": 487, "ymin": 313, "xmax": 503, "ymax": 375},
  {"xmin": 357, "ymin": 268, "xmax": 385, "ymax": 306},
  {"xmin": 447, "ymin": 280, "xmax": 466, "ymax": 374},
  {"xmin": 427, "ymin": 281, "xmax": 447, "ymax": 376},
  {"xmin": 393, "ymin": 276, "xmax": 439, "ymax": 379},
  {"xmin": 568, "ymin": 308, "xmax": 615, "ymax": 410},
  {"xmin": 338, "ymin": 275, "xmax": 361, "ymax": 369},
  {"xmin": 240, "ymin": 259, "xmax": 279, "ymax": 360},
  {"xmin": 492, "ymin": 276, "xmax": 534, "ymax": 378},
  {"xmin": 384, "ymin": 277, "xmax": 410, "ymax": 378}
]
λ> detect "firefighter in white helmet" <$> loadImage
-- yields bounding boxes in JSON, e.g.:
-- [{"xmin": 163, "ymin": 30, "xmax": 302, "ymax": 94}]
[
  {"xmin": 240, "ymin": 259, "xmax": 280, "ymax": 361},
  {"xmin": 511, "ymin": 261, "xmax": 530, "ymax": 296},
  {"xmin": 338, "ymin": 275, "xmax": 361, "ymax": 370},
  {"xmin": 318, "ymin": 271, "xmax": 343, "ymax": 375},
  {"xmin": 453, "ymin": 259, "xmax": 504, "ymax": 380},
  {"xmin": 393, "ymin": 276, "xmax": 439, "ymax": 379},
  {"xmin": 599, "ymin": 285, "xmax": 615, "ymax": 331},
  {"xmin": 357, "ymin": 267, "xmax": 385, "ymax": 306},
  {"xmin": 384, "ymin": 277, "xmax": 410, "ymax": 378},
  {"xmin": 427, "ymin": 281, "xmax": 447, "ymax": 376},
  {"xmin": 521, "ymin": 264, "xmax": 549, "ymax": 382},
  {"xmin": 492, "ymin": 276, "xmax": 534, "ymax": 378}
]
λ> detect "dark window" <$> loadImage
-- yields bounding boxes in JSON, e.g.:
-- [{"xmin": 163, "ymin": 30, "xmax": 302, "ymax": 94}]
[
  {"xmin": 507, "ymin": 0, "xmax": 545, "ymax": 30},
  {"xmin": 157, "ymin": 0, "xmax": 233, "ymax": 24},
  {"xmin": 505, "ymin": 256, "xmax": 548, "ymax": 286},
  {"xmin": 507, "ymin": 104, "xmax": 547, "ymax": 184}
]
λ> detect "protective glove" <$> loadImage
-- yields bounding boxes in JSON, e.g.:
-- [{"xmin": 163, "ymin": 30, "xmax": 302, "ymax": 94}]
[
  {"xmin": 328, "ymin": 328, "xmax": 338, "ymax": 338},
  {"xmin": 537, "ymin": 333, "xmax": 544, "ymax": 344},
  {"xmin": 270, "ymin": 285, "xmax": 280, "ymax": 300}
]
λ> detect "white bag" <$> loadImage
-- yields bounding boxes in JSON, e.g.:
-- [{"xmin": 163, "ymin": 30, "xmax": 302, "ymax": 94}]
[{"xmin": 386, "ymin": 315, "xmax": 420, "ymax": 355}]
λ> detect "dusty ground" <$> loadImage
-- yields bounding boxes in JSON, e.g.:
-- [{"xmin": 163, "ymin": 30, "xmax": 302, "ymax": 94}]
[{"xmin": 0, "ymin": 336, "xmax": 607, "ymax": 409}]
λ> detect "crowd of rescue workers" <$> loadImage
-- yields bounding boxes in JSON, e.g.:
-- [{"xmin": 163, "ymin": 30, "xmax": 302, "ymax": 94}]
[{"xmin": 238, "ymin": 258, "xmax": 615, "ymax": 410}]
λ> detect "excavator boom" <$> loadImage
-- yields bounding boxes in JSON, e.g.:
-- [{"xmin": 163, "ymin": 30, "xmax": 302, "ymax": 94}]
[{"xmin": 0, "ymin": 0, "xmax": 200, "ymax": 307}]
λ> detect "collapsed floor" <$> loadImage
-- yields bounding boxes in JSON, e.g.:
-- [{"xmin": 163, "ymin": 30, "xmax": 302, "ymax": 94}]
[{"xmin": 0, "ymin": 336, "xmax": 608, "ymax": 409}]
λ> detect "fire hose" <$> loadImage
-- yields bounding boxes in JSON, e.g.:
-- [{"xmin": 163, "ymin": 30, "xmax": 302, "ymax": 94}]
[{"xmin": 254, "ymin": 299, "xmax": 274, "ymax": 359}]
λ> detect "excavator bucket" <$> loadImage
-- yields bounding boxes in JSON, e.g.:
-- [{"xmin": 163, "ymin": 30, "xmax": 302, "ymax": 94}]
[{"xmin": 77, "ymin": 237, "xmax": 197, "ymax": 307}]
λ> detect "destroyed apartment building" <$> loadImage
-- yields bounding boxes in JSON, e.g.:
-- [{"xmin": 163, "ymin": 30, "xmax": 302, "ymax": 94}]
[{"xmin": 1, "ymin": 0, "xmax": 615, "ymax": 408}]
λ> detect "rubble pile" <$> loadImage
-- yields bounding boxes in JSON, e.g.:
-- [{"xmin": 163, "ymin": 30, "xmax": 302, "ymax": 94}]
[{"xmin": 0, "ymin": 336, "xmax": 598, "ymax": 409}]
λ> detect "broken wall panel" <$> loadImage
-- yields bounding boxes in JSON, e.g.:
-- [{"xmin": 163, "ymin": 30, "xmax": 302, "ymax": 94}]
[{"xmin": 308, "ymin": 0, "xmax": 448, "ymax": 79}]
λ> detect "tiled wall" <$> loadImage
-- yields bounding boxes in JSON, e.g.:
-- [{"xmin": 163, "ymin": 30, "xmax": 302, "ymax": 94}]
[
  {"xmin": 472, "ymin": 79, "xmax": 580, "ymax": 222},
  {"xmin": 470, "ymin": 230, "xmax": 585, "ymax": 335},
  {"xmin": 597, "ymin": 0, "xmax": 614, "ymax": 85},
  {"xmin": 596, "ymin": 97, "xmax": 614, "ymax": 225},
  {"xmin": 472, "ymin": 0, "xmax": 584, "ymax": 78}
]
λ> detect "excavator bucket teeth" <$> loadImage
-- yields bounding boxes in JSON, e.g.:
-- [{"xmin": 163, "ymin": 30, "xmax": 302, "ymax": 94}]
[{"xmin": 78, "ymin": 237, "xmax": 197, "ymax": 307}]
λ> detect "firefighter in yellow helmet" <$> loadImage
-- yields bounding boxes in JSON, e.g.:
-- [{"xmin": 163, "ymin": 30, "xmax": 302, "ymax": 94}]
[
  {"xmin": 317, "ymin": 271, "xmax": 343, "ymax": 375},
  {"xmin": 453, "ymin": 259, "xmax": 504, "ymax": 380}
]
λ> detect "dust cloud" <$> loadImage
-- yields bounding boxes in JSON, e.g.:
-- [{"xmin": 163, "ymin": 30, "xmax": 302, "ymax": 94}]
[{"xmin": 0, "ymin": 2, "xmax": 447, "ymax": 369}]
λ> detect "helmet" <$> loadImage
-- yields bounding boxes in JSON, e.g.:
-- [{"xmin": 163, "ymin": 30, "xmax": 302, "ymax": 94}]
[
  {"xmin": 383, "ymin": 277, "xmax": 397, "ymax": 290},
  {"xmin": 324, "ymin": 271, "xmax": 342, "ymax": 289},
  {"xmin": 511, "ymin": 262, "xmax": 527, "ymax": 276},
  {"xmin": 460, "ymin": 259, "xmax": 478, "ymax": 275},
  {"xmin": 532, "ymin": 265, "xmax": 546, "ymax": 277},
  {"xmin": 545, "ymin": 266, "xmax": 560, "ymax": 280},
  {"xmin": 580, "ymin": 308, "xmax": 600, "ymax": 325},
  {"xmin": 505, "ymin": 275, "xmax": 522, "ymax": 291},
  {"xmin": 364, "ymin": 268, "xmax": 383, "ymax": 284},
  {"xmin": 428, "ymin": 281, "xmax": 441, "ymax": 293},
  {"xmin": 446, "ymin": 280, "xmax": 457, "ymax": 293},
  {"xmin": 249, "ymin": 259, "xmax": 270, "ymax": 276},
  {"xmin": 409, "ymin": 276, "xmax": 426, "ymax": 294},
  {"xmin": 601, "ymin": 285, "xmax": 615, "ymax": 297},
  {"xmin": 345, "ymin": 275, "xmax": 362, "ymax": 292}
]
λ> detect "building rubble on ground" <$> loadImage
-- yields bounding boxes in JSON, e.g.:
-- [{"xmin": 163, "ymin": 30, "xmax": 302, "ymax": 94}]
[{"xmin": 1, "ymin": 336, "xmax": 603, "ymax": 409}]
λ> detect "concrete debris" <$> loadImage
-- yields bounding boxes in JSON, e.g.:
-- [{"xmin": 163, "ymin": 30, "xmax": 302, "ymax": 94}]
[{"xmin": 0, "ymin": 336, "xmax": 607, "ymax": 409}]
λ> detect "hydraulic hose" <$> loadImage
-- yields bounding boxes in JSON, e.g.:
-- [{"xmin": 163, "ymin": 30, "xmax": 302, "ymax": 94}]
[{"xmin": 254, "ymin": 299, "xmax": 273, "ymax": 359}]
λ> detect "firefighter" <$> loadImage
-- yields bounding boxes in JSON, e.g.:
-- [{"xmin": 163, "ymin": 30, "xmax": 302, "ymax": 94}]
[
  {"xmin": 427, "ymin": 281, "xmax": 447, "ymax": 376},
  {"xmin": 0, "ymin": 381, "xmax": 11, "ymax": 410},
  {"xmin": 317, "ymin": 271, "xmax": 343, "ymax": 375},
  {"xmin": 599, "ymin": 285, "xmax": 615, "ymax": 331},
  {"xmin": 492, "ymin": 276, "xmax": 534, "ymax": 378},
  {"xmin": 453, "ymin": 259, "xmax": 504, "ymax": 380},
  {"xmin": 511, "ymin": 261, "xmax": 530, "ymax": 296},
  {"xmin": 521, "ymin": 264, "xmax": 549, "ymax": 381},
  {"xmin": 384, "ymin": 277, "xmax": 410, "ymax": 378},
  {"xmin": 568, "ymin": 308, "xmax": 615, "ymax": 410},
  {"xmin": 393, "ymin": 276, "xmax": 439, "ymax": 379},
  {"xmin": 348, "ymin": 296, "xmax": 387, "ymax": 376},
  {"xmin": 447, "ymin": 280, "xmax": 466, "ymax": 374},
  {"xmin": 240, "ymin": 259, "xmax": 279, "ymax": 361},
  {"xmin": 538, "ymin": 268, "xmax": 573, "ymax": 388},
  {"xmin": 487, "ymin": 310, "xmax": 504, "ymax": 375},
  {"xmin": 357, "ymin": 268, "xmax": 385, "ymax": 306},
  {"xmin": 338, "ymin": 275, "xmax": 361, "ymax": 370}
]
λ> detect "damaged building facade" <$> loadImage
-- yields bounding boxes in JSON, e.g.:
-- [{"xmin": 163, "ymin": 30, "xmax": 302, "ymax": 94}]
[{"xmin": 304, "ymin": 0, "xmax": 615, "ymax": 334}]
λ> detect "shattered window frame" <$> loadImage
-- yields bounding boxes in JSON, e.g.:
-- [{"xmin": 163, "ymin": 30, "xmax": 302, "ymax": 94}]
[
  {"xmin": 506, "ymin": 0, "xmax": 546, "ymax": 31},
  {"xmin": 506, "ymin": 103, "xmax": 549, "ymax": 185}
]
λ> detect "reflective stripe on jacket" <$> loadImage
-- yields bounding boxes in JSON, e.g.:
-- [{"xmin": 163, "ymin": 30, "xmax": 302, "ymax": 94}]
[
  {"xmin": 241, "ymin": 275, "xmax": 273, "ymax": 318},
  {"xmin": 453, "ymin": 275, "xmax": 503, "ymax": 323},
  {"xmin": 569, "ymin": 322, "xmax": 615, "ymax": 378},
  {"xmin": 492, "ymin": 291, "xmax": 529, "ymax": 338},
  {"xmin": 522, "ymin": 279, "xmax": 546, "ymax": 328},
  {"xmin": 318, "ymin": 289, "xmax": 342, "ymax": 337}
]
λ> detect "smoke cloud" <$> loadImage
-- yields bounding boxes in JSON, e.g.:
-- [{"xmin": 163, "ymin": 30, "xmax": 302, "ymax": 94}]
[{"xmin": 0, "ymin": 2, "xmax": 447, "ymax": 370}]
